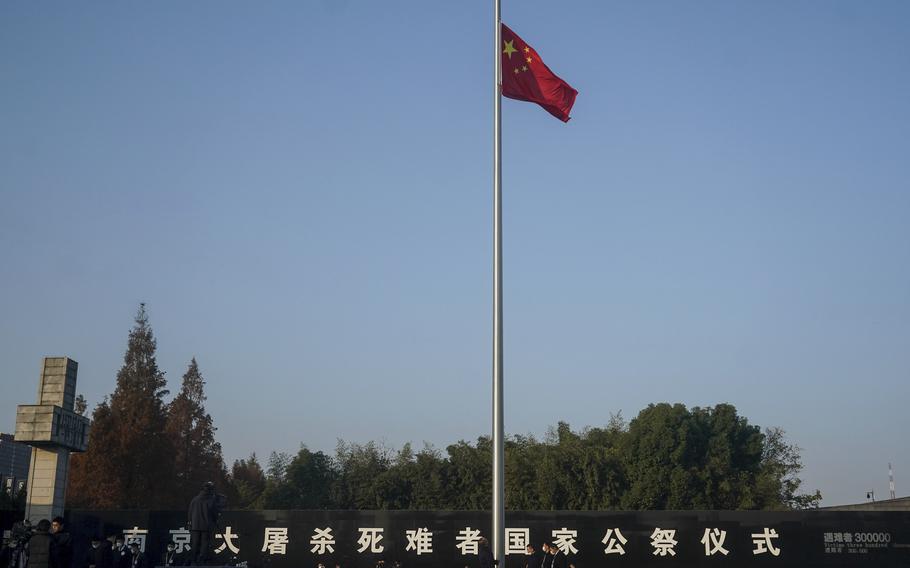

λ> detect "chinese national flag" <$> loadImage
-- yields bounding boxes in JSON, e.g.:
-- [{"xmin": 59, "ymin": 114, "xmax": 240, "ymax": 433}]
[{"xmin": 501, "ymin": 23, "xmax": 578, "ymax": 122}]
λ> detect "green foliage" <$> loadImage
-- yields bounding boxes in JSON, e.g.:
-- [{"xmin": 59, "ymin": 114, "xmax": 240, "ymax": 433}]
[
  {"xmin": 61, "ymin": 307, "xmax": 821, "ymax": 511},
  {"xmin": 621, "ymin": 403, "xmax": 768, "ymax": 509},
  {"xmin": 165, "ymin": 358, "xmax": 229, "ymax": 508},
  {"xmin": 230, "ymin": 453, "xmax": 266, "ymax": 509},
  {"xmin": 756, "ymin": 427, "xmax": 822, "ymax": 509},
  {"xmin": 232, "ymin": 404, "xmax": 819, "ymax": 511}
]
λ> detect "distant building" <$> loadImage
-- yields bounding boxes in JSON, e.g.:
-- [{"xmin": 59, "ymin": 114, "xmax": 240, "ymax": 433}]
[
  {"xmin": 0, "ymin": 432, "xmax": 31, "ymax": 494},
  {"xmin": 822, "ymin": 496, "xmax": 910, "ymax": 512}
]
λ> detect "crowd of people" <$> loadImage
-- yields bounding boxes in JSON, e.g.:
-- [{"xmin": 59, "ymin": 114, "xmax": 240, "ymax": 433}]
[
  {"xmin": 0, "ymin": 518, "xmax": 180, "ymax": 568},
  {"xmin": 521, "ymin": 542, "xmax": 577, "ymax": 568},
  {"xmin": 1, "ymin": 517, "xmax": 73, "ymax": 568},
  {"xmin": 2, "ymin": 483, "xmax": 580, "ymax": 568},
  {"xmin": 0, "ymin": 482, "xmax": 226, "ymax": 568}
]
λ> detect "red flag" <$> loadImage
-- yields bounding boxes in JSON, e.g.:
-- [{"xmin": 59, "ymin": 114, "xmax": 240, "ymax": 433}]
[{"xmin": 501, "ymin": 23, "xmax": 578, "ymax": 122}]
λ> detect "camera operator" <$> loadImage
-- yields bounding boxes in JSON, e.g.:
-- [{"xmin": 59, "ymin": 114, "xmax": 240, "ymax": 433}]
[{"xmin": 6, "ymin": 521, "xmax": 33, "ymax": 568}]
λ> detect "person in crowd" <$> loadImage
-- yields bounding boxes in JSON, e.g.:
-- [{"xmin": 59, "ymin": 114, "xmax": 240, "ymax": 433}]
[
  {"xmin": 1, "ymin": 536, "xmax": 12, "ymax": 568},
  {"xmin": 108, "ymin": 536, "xmax": 130, "ymax": 568},
  {"xmin": 524, "ymin": 543, "xmax": 543, "ymax": 568},
  {"xmin": 95, "ymin": 535, "xmax": 112, "ymax": 568},
  {"xmin": 187, "ymin": 481, "xmax": 227, "ymax": 566},
  {"xmin": 28, "ymin": 520, "xmax": 53, "ymax": 568},
  {"xmin": 547, "ymin": 543, "xmax": 567, "ymax": 568},
  {"xmin": 477, "ymin": 537, "xmax": 495, "ymax": 568},
  {"xmin": 127, "ymin": 543, "xmax": 146, "ymax": 568},
  {"xmin": 539, "ymin": 543, "xmax": 553, "ymax": 568},
  {"xmin": 49, "ymin": 517, "xmax": 73, "ymax": 568},
  {"xmin": 161, "ymin": 542, "xmax": 181, "ymax": 567},
  {"xmin": 83, "ymin": 536, "xmax": 111, "ymax": 568}
]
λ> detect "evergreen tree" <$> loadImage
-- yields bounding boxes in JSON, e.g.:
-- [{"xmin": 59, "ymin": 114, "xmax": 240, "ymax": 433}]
[
  {"xmin": 333, "ymin": 441, "xmax": 392, "ymax": 509},
  {"xmin": 165, "ymin": 358, "xmax": 228, "ymax": 508},
  {"xmin": 68, "ymin": 304, "xmax": 175, "ymax": 508},
  {"xmin": 230, "ymin": 454, "xmax": 267, "ymax": 509}
]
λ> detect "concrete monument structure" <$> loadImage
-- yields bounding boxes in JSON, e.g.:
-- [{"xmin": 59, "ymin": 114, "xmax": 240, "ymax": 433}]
[{"xmin": 14, "ymin": 357, "xmax": 90, "ymax": 521}]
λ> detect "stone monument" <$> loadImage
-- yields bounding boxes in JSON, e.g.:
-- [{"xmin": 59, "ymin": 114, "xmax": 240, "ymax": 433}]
[{"xmin": 14, "ymin": 357, "xmax": 90, "ymax": 521}]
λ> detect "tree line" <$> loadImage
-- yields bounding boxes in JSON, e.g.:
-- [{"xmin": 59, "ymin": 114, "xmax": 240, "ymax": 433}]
[{"xmin": 66, "ymin": 305, "xmax": 821, "ymax": 511}]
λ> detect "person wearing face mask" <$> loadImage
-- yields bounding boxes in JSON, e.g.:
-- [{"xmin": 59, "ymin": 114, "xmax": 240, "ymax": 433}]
[
  {"xmin": 161, "ymin": 542, "xmax": 181, "ymax": 567},
  {"xmin": 546, "ymin": 543, "xmax": 567, "ymax": 568},
  {"xmin": 539, "ymin": 543, "xmax": 553, "ymax": 568}
]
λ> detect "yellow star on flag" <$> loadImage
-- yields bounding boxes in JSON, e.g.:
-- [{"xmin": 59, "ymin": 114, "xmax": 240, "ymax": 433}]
[{"xmin": 503, "ymin": 40, "xmax": 517, "ymax": 59}]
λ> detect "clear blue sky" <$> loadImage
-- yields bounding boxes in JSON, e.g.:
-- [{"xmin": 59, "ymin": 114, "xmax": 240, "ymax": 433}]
[{"xmin": 1, "ymin": 1, "xmax": 908, "ymax": 507}]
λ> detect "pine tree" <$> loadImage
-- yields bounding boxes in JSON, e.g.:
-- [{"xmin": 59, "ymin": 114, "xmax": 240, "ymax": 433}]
[
  {"xmin": 68, "ymin": 303, "xmax": 175, "ymax": 508},
  {"xmin": 165, "ymin": 358, "xmax": 228, "ymax": 507},
  {"xmin": 230, "ymin": 454, "xmax": 266, "ymax": 509}
]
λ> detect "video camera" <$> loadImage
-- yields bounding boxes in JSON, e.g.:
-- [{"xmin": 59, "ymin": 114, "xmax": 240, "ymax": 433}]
[{"xmin": 8, "ymin": 521, "xmax": 33, "ymax": 547}]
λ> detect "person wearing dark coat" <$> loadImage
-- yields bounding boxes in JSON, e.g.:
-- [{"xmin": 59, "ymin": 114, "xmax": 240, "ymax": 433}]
[
  {"xmin": 187, "ymin": 481, "xmax": 226, "ymax": 565},
  {"xmin": 547, "ymin": 544, "xmax": 567, "ymax": 568},
  {"xmin": 161, "ymin": 542, "xmax": 182, "ymax": 567},
  {"xmin": 539, "ymin": 544, "xmax": 554, "ymax": 568},
  {"xmin": 477, "ymin": 537, "xmax": 495, "ymax": 568},
  {"xmin": 50, "ymin": 517, "xmax": 74, "ymax": 568},
  {"xmin": 109, "ymin": 536, "xmax": 131, "ymax": 568},
  {"xmin": 29, "ymin": 520, "xmax": 54, "ymax": 568},
  {"xmin": 524, "ymin": 544, "xmax": 543, "ymax": 568},
  {"xmin": 83, "ymin": 536, "xmax": 112, "ymax": 568},
  {"xmin": 1, "ymin": 540, "xmax": 12, "ymax": 568},
  {"xmin": 127, "ymin": 544, "xmax": 147, "ymax": 568}
]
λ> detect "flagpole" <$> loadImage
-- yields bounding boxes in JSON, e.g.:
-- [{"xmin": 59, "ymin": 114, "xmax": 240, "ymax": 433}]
[{"xmin": 492, "ymin": 0, "xmax": 505, "ymax": 566}]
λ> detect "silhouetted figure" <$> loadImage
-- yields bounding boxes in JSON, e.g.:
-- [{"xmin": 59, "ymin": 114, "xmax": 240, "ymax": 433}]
[
  {"xmin": 29, "ymin": 520, "xmax": 53, "ymax": 568},
  {"xmin": 108, "ymin": 536, "xmax": 130, "ymax": 568},
  {"xmin": 524, "ymin": 544, "xmax": 543, "ymax": 568},
  {"xmin": 547, "ymin": 543, "xmax": 567, "ymax": 568},
  {"xmin": 187, "ymin": 481, "xmax": 226, "ymax": 565},
  {"xmin": 127, "ymin": 543, "xmax": 147, "ymax": 568},
  {"xmin": 161, "ymin": 542, "xmax": 182, "ymax": 567},
  {"xmin": 50, "ymin": 517, "xmax": 73, "ymax": 568},
  {"xmin": 83, "ymin": 536, "xmax": 112, "ymax": 568},
  {"xmin": 477, "ymin": 537, "xmax": 495, "ymax": 568}
]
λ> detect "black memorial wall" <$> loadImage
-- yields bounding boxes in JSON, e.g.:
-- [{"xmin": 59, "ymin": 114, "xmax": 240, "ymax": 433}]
[{"xmin": 63, "ymin": 509, "xmax": 910, "ymax": 568}]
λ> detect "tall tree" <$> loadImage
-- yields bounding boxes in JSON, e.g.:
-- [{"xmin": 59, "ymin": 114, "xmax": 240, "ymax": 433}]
[
  {"xmin": 333, "ymin": 441, "xmax": 392, "ymax": 509},
  {"xmin": 165, "ymin": 358, "xmax": 228, "ymax": 508},
  {"xmin": 68, "ymin": 304, "xmax": 175, "ymax": 508},
  {"xmin": 230, "ymin": 454, "xmax": 267, "ymax": 509},
  {"xmin": 756, "ymin": 427, "xmax": 822, "ymax": 509}
]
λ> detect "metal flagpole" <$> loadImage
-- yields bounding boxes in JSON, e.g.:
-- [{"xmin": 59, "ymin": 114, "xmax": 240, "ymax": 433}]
[{"xmin": 492, "ymin": 0, "xmax": 505, "ymax": 565}]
